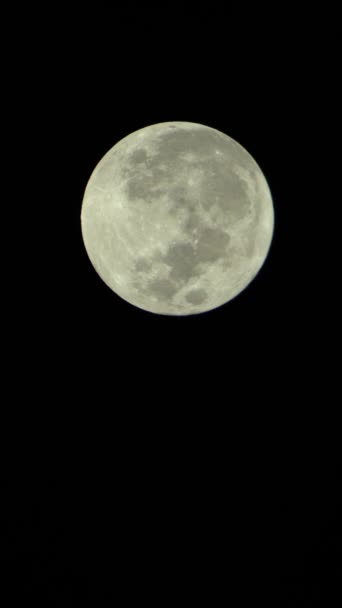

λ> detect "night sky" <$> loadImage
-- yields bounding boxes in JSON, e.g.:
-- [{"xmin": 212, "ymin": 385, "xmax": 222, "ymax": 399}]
[{"xmin": 3, "ymin": 5, "xmax": 340, "ymax": 607}]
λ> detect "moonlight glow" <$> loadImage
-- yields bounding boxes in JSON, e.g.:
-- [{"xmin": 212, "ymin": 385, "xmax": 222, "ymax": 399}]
[{"xmin": 81, "ymin": 121, "xmax": 274, "ymax": 315}]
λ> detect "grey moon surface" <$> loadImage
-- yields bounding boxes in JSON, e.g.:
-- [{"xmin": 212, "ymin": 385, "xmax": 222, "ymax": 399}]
[{"xmin": 81, "ymin": 121, "xmax": 274, "ymax": 315}]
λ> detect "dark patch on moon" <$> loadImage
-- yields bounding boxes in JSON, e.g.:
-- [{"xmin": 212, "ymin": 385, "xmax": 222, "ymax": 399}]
[
  {"xmin": 185, "ymin": 288, "xmax": 208, "ymax": 305},
  {"xmin": 201, "ymin": 166, "xmax": 250, "ymax": 220},
  {"xmin": 167, "ymin": 183, "xmax": 189, "ymax": 213},
  {"xmin": 135, "ymin": 258, "xmax": 152, "ymax": 272},
  {"xmin": 121, "ymin": 128, "xmax": 254, "ymax": 221},
  {"xmin": 121, "ymin": 129, "xmax": 221, "ymax": 204},
  {"xmin": 164, "ymin": 242, "xmax": 198, "ymax": 282},
  {"xmin": 148, "ymin": 278, "xmax": 178, "ymax": 301},
  {"xmin": 129, "ymin": 148, "xmax": 148, "ymax": 164},
  {"xmin": 184, "ymin": 210, "xmax": 201, "ymax": 232},
  {"xmin": 121, "ymin": 127, "xmax": 255, "ymax": 224},
  {"xmin": 156, "ymin": 128, "xmax": 221, "ymax": 162},
  {"xmin": 162, "ymin": 228, "xmax": 230, "ymax": 282},
  {"xmin": 125, "ymin": 172, "xmax": 165, "ymax": 203},
  {"xmin": 132, "ymin": 226, "xmax": 230, "ymax": 305},
  {"xmin": 122, "ymin": 146, "xmax": 171, "ymax": 202},
  {"xmin": 196, "ymin": 227, "xmax": 230, "ymax": 262},
  {"xmin": 155, "ymin": 127, "xmax": 250, "ymax": 173}
]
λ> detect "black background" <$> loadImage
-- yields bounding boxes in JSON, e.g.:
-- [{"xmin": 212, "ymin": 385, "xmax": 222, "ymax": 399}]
[{"xmin": 2, "ymin": 4, "xmax": 341, "ymax": 606}]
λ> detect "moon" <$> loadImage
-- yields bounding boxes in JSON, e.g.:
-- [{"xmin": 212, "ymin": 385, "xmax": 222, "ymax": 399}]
[{"xmin": 81, "ymin": 121, "xmax": 274, "ymax": 315}]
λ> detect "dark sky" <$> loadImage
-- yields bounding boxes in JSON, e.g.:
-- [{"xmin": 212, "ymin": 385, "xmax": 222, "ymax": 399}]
[{"xmin": 4, "ymin": 6, "xmax": 341, "ymax": 607}]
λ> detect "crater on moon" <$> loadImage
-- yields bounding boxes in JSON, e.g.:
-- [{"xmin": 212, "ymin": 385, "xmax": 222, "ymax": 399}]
[{"xmin": 81, "ymin": 121, "xmax": 274, "ymax": 315}]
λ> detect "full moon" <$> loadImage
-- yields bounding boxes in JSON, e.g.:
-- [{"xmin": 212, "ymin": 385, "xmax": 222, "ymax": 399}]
[{"xmin": 81, "ymin": 121, "xmax": 274, "ymax": 315}]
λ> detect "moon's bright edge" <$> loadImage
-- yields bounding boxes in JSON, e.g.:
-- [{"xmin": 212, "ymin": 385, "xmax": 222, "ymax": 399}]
[{"xmin": 81, "ymin": 121, "xmax": 274, "ymax": 315}]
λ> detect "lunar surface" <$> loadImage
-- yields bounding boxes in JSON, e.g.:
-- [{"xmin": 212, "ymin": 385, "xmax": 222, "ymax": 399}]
[{"xmin": 81, "ymin": 121, "xmax": 274, "ymax": 315}]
